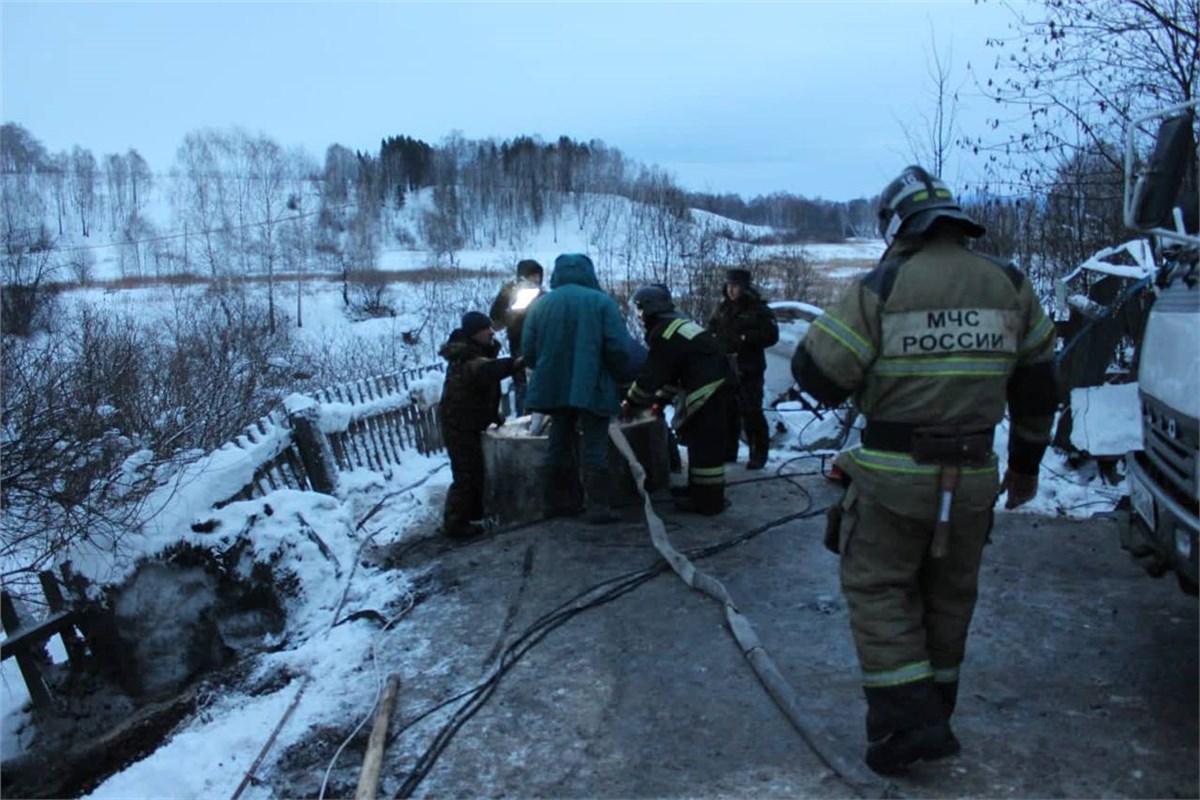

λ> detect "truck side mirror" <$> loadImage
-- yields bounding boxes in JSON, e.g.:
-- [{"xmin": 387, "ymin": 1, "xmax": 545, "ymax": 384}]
[{"xmin": 1130, "ymin": 113, "xmax": 1194, "ymax": 230}]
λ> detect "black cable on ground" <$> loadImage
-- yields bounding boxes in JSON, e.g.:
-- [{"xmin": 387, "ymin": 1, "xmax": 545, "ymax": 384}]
[{"xmin": 390, "ymin": 502, "xmax": 825, "ymax": 798}]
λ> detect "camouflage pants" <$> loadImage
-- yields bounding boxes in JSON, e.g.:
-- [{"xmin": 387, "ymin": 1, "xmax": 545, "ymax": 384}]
[
  {"xmin": 442, "ymin": 426, "xmax": 484, "ymax": 534},
  {"xmin": 838, "ymin": 483, "xmax": 992, "ymax": 687}
]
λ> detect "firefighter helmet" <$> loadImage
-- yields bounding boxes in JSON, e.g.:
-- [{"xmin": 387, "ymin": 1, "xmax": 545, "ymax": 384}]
[
  {"xmin": 877, "ymin": 165, "xmax": 984, "ymax": 242},
  {"xmin": 632, "ymin": 284, "xmax": 675, "ymax": 317}
]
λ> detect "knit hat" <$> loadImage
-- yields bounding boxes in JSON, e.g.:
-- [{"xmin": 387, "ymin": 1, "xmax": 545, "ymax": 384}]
[
  {"xmin": 461, "ymin": 311, "xmax": 493, "ymax": 338},
  {"xmin": 725, "ymin": 268, "xmax": 752, "ymax": 287},
  {"xmin": 516, "ymin": 259, "xmax": 544, "ymax": 279}
]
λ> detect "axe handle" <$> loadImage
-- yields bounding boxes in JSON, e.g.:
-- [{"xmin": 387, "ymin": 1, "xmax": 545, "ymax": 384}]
[{"xmin": 930, "ymin": 466, "xmax": 960, "ymax": 558}]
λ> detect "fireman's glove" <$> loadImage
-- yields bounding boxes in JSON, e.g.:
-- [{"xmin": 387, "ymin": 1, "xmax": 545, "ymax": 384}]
[{"xmin": 999, "ymin": 470, "xmax": 1038, "ymax": 509}]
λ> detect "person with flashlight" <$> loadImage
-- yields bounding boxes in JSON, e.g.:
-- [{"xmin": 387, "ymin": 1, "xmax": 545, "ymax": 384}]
[
  {"xmin": 438, "ymin": 311, "xmax": 525, "ymax": 539},
  {"xmin": 623, "ymin": 284, "xmax": 737, "ymax": 515},
  {"xmin": 490, "ymin": 259, "xmax": 545, "ymax": 416}
]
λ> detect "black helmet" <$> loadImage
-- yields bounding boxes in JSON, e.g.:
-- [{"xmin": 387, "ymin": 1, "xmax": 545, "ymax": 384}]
[
  {"xmin": 632, "ymin": 284, "xmax": 675, "ymax": 317},
  {"xmin": 877, "ymin": 165, "xmax": 984, "ymax": 242}
]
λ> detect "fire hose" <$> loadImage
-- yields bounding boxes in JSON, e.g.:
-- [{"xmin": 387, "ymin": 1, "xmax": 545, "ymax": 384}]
[{"xmin": 606, "ymin": 419, "xmax": 889, "ymax": 798}]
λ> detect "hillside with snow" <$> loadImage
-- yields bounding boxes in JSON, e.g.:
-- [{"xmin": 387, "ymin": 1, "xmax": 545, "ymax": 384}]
[{"xmin": 1, "ymin": 168, "xmax": 1154, "ymax": 800}]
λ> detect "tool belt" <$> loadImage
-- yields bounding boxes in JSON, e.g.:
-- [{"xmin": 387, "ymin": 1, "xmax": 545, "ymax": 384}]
[
  {"xmin": 865, "ymin": 421, "xmax": 993, "ymax": 559},
  {"xmin": 863, "ymin": 421, "xmax": 993, "ymax": 467}
]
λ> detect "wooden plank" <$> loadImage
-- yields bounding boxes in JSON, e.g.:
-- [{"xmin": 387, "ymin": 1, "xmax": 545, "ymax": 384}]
[
  {"xmin": 391, "ymin": 376, "xmax": 412, "ymax": 451},
  {"xmin": 0, "ymin": 592, "xmax": 53, "ymax": 709},
  {"xmin": 0, "ymin": 610, "xmax": 75, "ymax": 661},
  {"xmin": 382, "ymin": 378, "xmax": 407, "ymax": 459},
  {"xmin": 283, "ymin": 446, "xmax": 311, "ymax": 490},
  {"xmin": 334, "ymin": 386, "xmax": 365, "ymax": 469},
  {"xmin": 369, "ymin": 380, "xmax": 400, "ymax": 467},
  {"xmin": 38, "ymin": 572, "xmax": 87, "ymax": 666},
  {"xmin": 329, "ymin": 431, "xmax": 349, "ymax": 471},
  {"xmin": 350, "ymin": 382, "xmax": 382, "ymax": 471},
  {"xmin": 354, "ymin": 674, "xmax": 401, "ymax": 800},
  {"xmin": 365, "ymin": 380, "xmax": 392, "ymax": 468}
]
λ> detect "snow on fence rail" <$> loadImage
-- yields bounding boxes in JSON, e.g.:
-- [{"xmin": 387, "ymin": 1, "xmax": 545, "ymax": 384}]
[{"xmin": 213, "ymin": 364, "xmax": 445, "ymax": 509}]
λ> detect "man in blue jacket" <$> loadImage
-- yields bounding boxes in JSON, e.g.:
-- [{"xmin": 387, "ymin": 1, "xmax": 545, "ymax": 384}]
[{"xmin": 521, "ymin": 253, "xmax": 629, "ymax": 524}]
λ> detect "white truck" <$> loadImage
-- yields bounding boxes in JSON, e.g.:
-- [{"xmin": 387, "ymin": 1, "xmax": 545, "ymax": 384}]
[{"xmin": 1121, "ymin": 101, "xmax": 1199, "ymax": 595}]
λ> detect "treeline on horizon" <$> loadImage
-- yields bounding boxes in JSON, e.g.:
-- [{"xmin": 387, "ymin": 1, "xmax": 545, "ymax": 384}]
[
  {"xmin": 345, "ymin": 132, "xmax": 876, "ymax": 242},
  {"xmin": 0, "ymin": 122, "xmax": 876, "ymax": 248}
]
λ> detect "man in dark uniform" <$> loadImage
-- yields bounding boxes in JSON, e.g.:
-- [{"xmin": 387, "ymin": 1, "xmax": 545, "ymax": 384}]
[
  {"xmin": 708, "ymin": 268, "xmax": 779, "ymax": 470},
  {"xmin": 489, "ymin": 259, "xmax": 545, "ymax": 416},
  {"xmin": 438, "ymin": 311, "xmax": 523, "ymax": 539},
  {"xmin": 792, "ymin": 165, "xmax": 1057, "ymax": 775},
  {"xmin": 623, "ymin": 285, "xmax": 737, "ymax": 515}
]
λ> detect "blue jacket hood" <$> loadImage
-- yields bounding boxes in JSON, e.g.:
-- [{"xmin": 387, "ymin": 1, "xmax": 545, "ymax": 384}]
[{"xmin": 550, "ymin": 253, "xmax": 601, "ymax": 290}]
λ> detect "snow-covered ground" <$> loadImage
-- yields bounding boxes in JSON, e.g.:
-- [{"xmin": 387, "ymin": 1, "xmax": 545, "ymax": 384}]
[{"xmin": 0, "ymin": 205, "xmax": 1140, "ymax": 798}]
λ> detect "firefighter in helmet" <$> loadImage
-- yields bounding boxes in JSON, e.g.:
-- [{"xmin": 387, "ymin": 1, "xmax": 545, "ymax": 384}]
[
  {"xmin": 792, "ymin": 166, "xmax": 1057, "ymax": 774},
  {"xmin": 623, "ymin": 284, "xmax": 737, "ymax": 515}
]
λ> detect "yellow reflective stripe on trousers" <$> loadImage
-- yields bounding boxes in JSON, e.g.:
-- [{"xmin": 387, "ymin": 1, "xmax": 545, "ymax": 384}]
[
  {"xmin": 933, "ymin": 666, "xmax": 960, "ymax": 683},
  {"xmin": 862, "ymin": 660, "xmax": 934, "ymax": 688},
  {"xmin": 848, "ymin": 447, "xmax": 997, "ymax": 475},
  {"xmin": 689, "ymin": 465, "xmax": 725, "ymax": 485},
  {"xmin": 812, "ymin": 313, "xmax": 875, "ymax": 365},
  {"xmin": 872, "ymin": 355, "xmax": 1013, "ymax": 377}
]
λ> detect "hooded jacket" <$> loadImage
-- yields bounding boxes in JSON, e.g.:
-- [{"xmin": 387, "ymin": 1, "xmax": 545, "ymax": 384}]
[
  {"xmin": 438, "ymin": 330, "xmax": 519, "ymax": 433},
  {"xmin": 521, "ymin": 253, "xmax": 629, "ymax": 416}
]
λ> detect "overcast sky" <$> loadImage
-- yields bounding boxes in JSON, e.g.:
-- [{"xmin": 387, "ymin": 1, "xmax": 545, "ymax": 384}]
[{"xmin": 2, "ymin": 1, "xmax": 1020, "ymax": 202}]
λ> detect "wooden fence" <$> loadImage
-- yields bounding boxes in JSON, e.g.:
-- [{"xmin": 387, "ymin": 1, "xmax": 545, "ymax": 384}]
[
  {"xmin": 0, "ymin": 563, "xmax": 129, "ymax": 710},
  {"xmin": 216, "ymin": 363, "xmax": 445, "ymax": 508},
  {"xmin": 0, "ymin": 364, "xmax": 447, "ymax": 713}
]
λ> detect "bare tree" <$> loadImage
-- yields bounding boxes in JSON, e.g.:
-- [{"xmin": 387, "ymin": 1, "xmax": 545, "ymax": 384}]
[
  {"xmin": 104, "ymin": 152, "xmax": 129, "ymax": 231},
  {"xmin": 173, "ymin": 130, "xmax": 226, "ymax": 277},
  {"xmin": 966, "ymin": 0, "xmax": 1198, "ymax": 280},
  {"xmin": 127, "ymin": 148, "xmax": 151, "ymax": 216},
  {"xmin": 897, "ymin": 23, "xmax": 961, "ymax": 178},
  {"xmin": 245, "ymin": 133, "xmax": 289, "ymax": 332},
  {"xmin": 1, "ymin": 124, "xmax": 56, "ymax": 335},
  {"xmin": 70, "ymin": 146, "xmax": 98, "ymax": 237}
]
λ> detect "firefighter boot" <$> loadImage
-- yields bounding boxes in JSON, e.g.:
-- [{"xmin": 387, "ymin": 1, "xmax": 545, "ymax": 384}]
[
  {"xmin": 544, "ymin": 467, "xmax": 583, "ymax": 518},
  {"xmin": 935, "ymin": 680, "xmax": 959, "ymax": 720},
  {"xmin": 583, "ymin": 468, "xmax": 618, "ymax": 525},
  {"xmin": 863, "ymin": 680, "xmax": 960, "ymax": 776}
]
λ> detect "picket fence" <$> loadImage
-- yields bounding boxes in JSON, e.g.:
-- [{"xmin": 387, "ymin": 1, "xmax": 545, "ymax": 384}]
[{"xmin": 216, "ymin": 363, "xmax": 446, "ymax": 508}]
